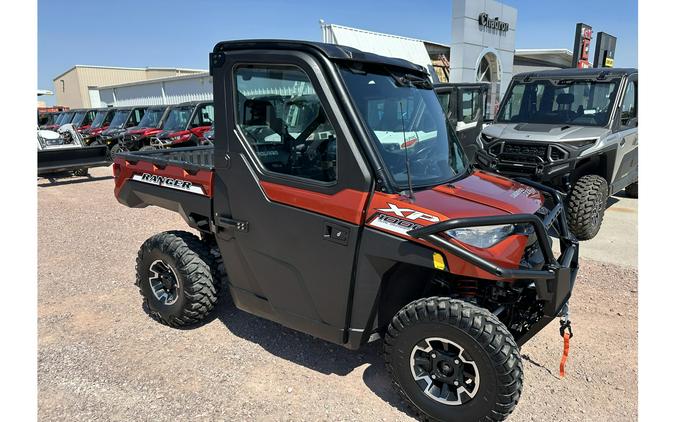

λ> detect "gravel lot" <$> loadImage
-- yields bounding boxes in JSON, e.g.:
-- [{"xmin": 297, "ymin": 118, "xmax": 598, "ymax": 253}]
[{"xmin": 38, "ymin": 167, "xmax": 637, "ymax": 421}]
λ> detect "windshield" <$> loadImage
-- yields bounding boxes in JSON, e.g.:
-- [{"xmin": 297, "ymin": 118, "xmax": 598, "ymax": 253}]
[
  {"xmin": 137, "ymin": 107, "xmax": 166, "ymax": 128},
  {"xmin": 71, "ymin": 111, "xmax": 87, "ymax": 127},
  {"xmin": 497, "ymin": 78, "xmax": 621, "ymax": 126},
  {"xmin": 340, "ymin": 65, "xmax": 467, "ymax": 189},
  {"xmin": 90, "ymin": 111, "xmax": 108, "ymax": 128},
  {"xmin": 162, "ymin": 107, "xmax": 192, "ymax": 132},
  {"xmin": 109, "ymin": 110, "xmax": 130, "ymax": 128},
  {"xmin": 57, "ymin": 112, "xmax": 74, "ymax": 125}
]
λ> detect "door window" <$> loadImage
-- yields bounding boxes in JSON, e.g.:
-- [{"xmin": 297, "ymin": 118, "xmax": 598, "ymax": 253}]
[
  {"xmin": 621, "ymin": 81, "xmax": 637, "ymax": 127},
  {"xmin": 191, "ymin": 104, "xmax": 214, "ymax": 127},
  {"xmin": 234, "ymin": 65, "xmax": 337, "ymax": 183},
  {"xmin": 459, "ymin": 90, "xmax": 483, "ymax": 123}
]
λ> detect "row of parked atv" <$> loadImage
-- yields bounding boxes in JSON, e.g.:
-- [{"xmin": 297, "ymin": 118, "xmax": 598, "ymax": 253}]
[{"xmin": 38, "ymin": 101, "xmax": 215, "ymax": 158}]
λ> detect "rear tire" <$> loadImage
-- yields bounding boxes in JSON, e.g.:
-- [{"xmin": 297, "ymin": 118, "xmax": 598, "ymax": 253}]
[
  {"xmin": 625, "ymin": 182, "xmax": 638, "ymax": 198},
  {"xmin": 136, "ymin": 231, "xmax": 219, "ymax": 327},
  {"xmin": 72, "ymin": 168, "xmax": 88, "ymax": 177},
  {"xmin": 566, "ymin": 174, "xmax": 608, "ymax": 240},
  {"xmin": 384, "ymin": 297, "xmax": 523, "ymax": 422}
]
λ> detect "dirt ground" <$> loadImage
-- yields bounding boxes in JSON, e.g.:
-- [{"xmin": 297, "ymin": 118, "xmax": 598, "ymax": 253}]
[{"xmin": 38, "ymin": 167, "xmax": 637, "ymax": 421}]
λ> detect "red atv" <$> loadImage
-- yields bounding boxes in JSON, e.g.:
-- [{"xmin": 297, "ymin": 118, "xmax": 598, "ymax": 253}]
[
  {"xmin": 116, "ymin": 106, "xmax": 169, "ymax": 153},
  {"xmin": 81, "ymin": 108, "xmax": 116, "ymax": 146},
  {"xmin": 146, "ymin": 101, "xmax": 214, "ymax": 149}
]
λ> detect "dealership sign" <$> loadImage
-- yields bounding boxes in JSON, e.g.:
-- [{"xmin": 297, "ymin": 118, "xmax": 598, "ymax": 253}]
[{"xmin": 478, "ymin": 13, "xmax": 509, "ymax": 32}]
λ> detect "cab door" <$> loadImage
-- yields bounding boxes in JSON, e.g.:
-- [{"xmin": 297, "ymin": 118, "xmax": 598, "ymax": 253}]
[
  {"xmin": 211, "ymin": 50, "xmax": 372, "ymax": 344},
  {"xmin": 611, "ymin": 75, "xmax": 638, "ymax": 193},
  {"xmin": 188, "ymin": 103, "xmax": 214, "ymax": 141},
  {"xmin": 454, "ymin": 86, "xmax": 488, "ymax": 162}
]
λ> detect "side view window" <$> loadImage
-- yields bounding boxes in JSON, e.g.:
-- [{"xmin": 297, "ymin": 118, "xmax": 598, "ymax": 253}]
[
  {"xmin": 621, "ymin": 81, "xmax": 637, "ymax": 127},
  {"xmin": 234, "ymin": 65, "xmax": 337, "ymax": 183},
  {"xmin": 130, "ymin": 109, "xmax": 144, "ymax": 126},
  {"xmin": 192, "ymin": 104, "xmax": 214, "ymax": 127},
  {"xmin": 460, "ymin": 90, "xmax": 482, "ymax": 123}
]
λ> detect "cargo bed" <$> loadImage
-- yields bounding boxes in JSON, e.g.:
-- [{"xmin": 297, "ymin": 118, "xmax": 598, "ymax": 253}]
[{"xmin": 113, "ymin": 146, "xmax": 215, "ymax": 232}]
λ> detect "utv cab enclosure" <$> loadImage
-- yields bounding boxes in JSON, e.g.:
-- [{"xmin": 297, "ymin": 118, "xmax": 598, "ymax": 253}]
[
  {"xmin": 434, "ymin": 83, "xmax": 489, "ymax": 162},
  {"xmin": 113, "ymin": 40, "xmax": 578, "ymax": 422},
  {"xmin": 477, "ymin": 68, "xmax": 638, "ymax": 240}
]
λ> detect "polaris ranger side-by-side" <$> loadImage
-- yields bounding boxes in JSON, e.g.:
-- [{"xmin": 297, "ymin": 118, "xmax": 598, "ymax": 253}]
[
  {"xmin": 99, "ymin": 106, "xmax": 147, "ymax": 157},
  {"xmin": 117, "ymin": 105, "xmax": 169, "ymax": 152},
  {"xmin": 113, "ymin": 40, "xmax": 578, "ymax": 422},
  {"xmin": 476, "ymin": 68, "xmax": 638, "ymax": 240},
  {"xmin": 146, "ymin": 101, "xmax": 214, "ymax": 149},
  {"xmin": 81, "ymin": 108, "xmax": 116, "ymax": 146}
]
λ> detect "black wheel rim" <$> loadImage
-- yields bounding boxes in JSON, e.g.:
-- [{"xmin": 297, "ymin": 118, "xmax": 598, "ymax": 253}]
[
  {"xmin": 409, "ymin": 337, "xmax": 480, "ymax": 405},
  {"xmin": 148, "ymin": 260, "xmax": 180, "ymax": 305}
]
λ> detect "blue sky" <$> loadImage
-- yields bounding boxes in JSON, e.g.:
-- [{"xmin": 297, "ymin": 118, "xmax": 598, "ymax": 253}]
[{"xmin": 38, "ymin": 0, "xmax": 637, "ymax": 105}]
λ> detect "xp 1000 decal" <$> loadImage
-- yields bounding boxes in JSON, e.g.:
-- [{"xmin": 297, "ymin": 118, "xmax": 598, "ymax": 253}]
[
  {"xmin": 369, "ymin": 203, "xmax": 440, "ymax": 235},
  {"xmin": 132, "ymin": 173, "xmax": 206, "ymax": 195}
]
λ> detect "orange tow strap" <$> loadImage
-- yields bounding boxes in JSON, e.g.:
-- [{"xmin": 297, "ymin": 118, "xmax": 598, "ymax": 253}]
[{"xmin": 559, "ymin": 332, "xmax": 571, "ymax": 377}]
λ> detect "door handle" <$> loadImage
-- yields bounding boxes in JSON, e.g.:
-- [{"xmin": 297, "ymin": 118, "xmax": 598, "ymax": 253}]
[{"xmin": 323, "ymin": 223, "xmax": 350, "ymax": 246}]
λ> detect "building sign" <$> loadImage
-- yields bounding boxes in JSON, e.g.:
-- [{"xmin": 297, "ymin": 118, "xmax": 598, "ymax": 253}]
[
  {"xmin": 593, "ymin": 32, "xmax": 617, "ymax": 68},
  {"xmin": 478, "ymin": 13, "xmax": 509, "ymax": 32},
  {"xmin": 572, "ymin": 23, "xmax": 593, "ymax": 68}
]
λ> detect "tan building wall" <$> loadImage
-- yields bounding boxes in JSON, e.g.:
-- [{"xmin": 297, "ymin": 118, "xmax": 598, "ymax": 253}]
[{"xmin": 53, "ymin": 66, "xmax": 204, "ymax": 108}]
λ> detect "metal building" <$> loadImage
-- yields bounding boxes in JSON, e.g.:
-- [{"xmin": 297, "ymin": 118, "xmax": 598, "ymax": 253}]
[
  {"xmin": 96, "ymin": 72, "xmax": 212, "ymax": 107},
  {"xmin": 52, "ymin": 65, "xmax": 205, "ymax": 108}
]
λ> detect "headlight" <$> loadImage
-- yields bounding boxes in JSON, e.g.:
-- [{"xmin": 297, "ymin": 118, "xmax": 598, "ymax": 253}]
[{"xmin": 445, "ymin": 224, "xmax": 514, "ymax": 248}]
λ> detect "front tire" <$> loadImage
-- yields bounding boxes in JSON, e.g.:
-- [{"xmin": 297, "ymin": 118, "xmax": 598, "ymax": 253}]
[
  {"xmin": 136, "ymin": 231, "xmax": 219, "ymax": 327},
  {"xmin": 566, "ymin": 174, "xmax": 608, "ymax": 240},
  {"xmin": 385, "ymin": 297, "xmax": 523, "ymax": 422},
  {"xmin": 110, "ymin": 143, "xmax": 124, "ymax": 159},
  {"xmin": 72, "ymin": 168, "xmax": 88, "ymax": 177}
]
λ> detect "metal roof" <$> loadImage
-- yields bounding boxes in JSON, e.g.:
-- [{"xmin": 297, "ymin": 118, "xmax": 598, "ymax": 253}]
[
  {"xmin": 52, "ymin": 65, "xmax": 206, "ymax": 82},
  {"xmin": 96, "ymin": 71, "xmax": 210, "ymax": 90}
]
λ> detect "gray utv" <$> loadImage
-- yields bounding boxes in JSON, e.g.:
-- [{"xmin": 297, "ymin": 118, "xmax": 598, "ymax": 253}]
[{"xmin": 475, "ymin": 68, "xmax": 638, "ymax": 240}]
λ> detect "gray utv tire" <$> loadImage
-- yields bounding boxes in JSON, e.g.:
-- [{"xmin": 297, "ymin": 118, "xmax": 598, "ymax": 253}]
[
  {"xmin": 566, "ymin": 174, "xmax": 608, "ymax": 240},
  {"xmin": 72, "ymin": 168, "xmax": 88, "ymax": 177},
  {"xmin": 384, "ymin": 297, "xmax": 523, "ymax": 422},
  {"xmin": 625, "ymin": 182, "xmax": 638, "ymax": 198},
  {"xmin": 136, "ymin": 231, "xmax": 219, "ymax": 327}
]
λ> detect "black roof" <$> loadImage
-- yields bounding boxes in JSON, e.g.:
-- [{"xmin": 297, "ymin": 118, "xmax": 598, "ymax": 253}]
[
  {"xmin": 513, "ymin": 67, "xmax": 637, "ymax": 80},
  {"xmin": 212, "ymin": 39, "xmax": 426, "ymax": 75}
]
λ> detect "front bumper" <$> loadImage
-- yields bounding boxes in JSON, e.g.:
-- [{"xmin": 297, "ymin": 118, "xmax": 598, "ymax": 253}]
[
  {"xmin": 408, "ymin": 178, "xmax": 578, "ymax": 345},
  {"xmin": 475, "ymin": 148, "xmax": 577, "ymax": 182}
]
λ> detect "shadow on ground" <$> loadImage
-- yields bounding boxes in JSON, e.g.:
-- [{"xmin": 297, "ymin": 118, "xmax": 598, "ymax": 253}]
[{"xmin": 206, "ymin": 294, "xmax": 416, "ymax": 418}]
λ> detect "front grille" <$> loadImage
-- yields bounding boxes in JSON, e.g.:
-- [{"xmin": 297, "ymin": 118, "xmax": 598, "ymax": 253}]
[
  {"xmin": 490, "ymin": 140, "xmax": 569, "ymax": 166},
  {"xmin": 503, "ymin": 143, "xmax": 548, "ymax": 159}
]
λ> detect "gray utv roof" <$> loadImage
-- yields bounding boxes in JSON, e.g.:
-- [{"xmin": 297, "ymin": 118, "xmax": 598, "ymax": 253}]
[{"xmin": 513, "ymin": 67, "xmax": 637, "ymax": 80}]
